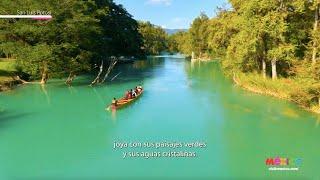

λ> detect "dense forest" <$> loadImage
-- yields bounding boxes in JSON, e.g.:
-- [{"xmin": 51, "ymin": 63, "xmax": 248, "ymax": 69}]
[
  {"xmin": 0, "ymin": 0, "xmax": 167, "ymax": 85},
  {"xmin": 169, "ymin": 0, "xmax": 320, "ymax": 112}
]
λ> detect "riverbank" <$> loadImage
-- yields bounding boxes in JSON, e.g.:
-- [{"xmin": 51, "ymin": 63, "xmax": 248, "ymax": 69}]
[
  {"xmin": 232, "ymin": 72, "xmax": 320, "ymax": 114},
  {"xmin": 0, "ymin": 58, "xmax": 21, "ymax": 91},
  {"xmin": 191, "ymin": 53, "xmax": 212, "ymax": 61},
  {"xmin": 0, "ymin": 57, "xmax": 135, "ymax": 92},
  {"xmin": 191, "ymin": 58, "xmax": 212, "ymax": 62}
]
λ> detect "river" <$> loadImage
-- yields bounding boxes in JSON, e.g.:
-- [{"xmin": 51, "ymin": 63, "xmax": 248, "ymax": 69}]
[{"xmin": 0, "ymin": 56, "xmax": 319, "ymax": 179}]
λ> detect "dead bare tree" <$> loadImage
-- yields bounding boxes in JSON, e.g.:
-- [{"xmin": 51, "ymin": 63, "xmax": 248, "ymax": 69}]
[
  {"xmin": 90, "ymin": 57, "xmax": 119, "ymax": 86},
  {"xmin": 90, "ymin": 60, "xmax": 104, "ymax": 86},
  {"xmin": 100, "ymin": 57, "xmax": 118, "ymax": 83},
  {"xmin": 65, "ymin": 72, "xmax": 76, "ymax": 86}
]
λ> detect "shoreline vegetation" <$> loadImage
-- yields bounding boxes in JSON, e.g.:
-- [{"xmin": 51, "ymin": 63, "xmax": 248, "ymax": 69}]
[
  {"xmin": 191, "ymin": 57, "xmax": 320, "ymax": 114},
  {"xmin": 168, "ymin": 1, "xmax": 320, "ymax": 115},
  {"xmin": 0, "ymin": 58, "xmax": 21, "ymax": 91},
  {"xmin": 0, "ymin": 1, "xmax": 169, "ymax": 91},
  {"xmin": 232, "ymin": 72, "xmax": 320, "ymax": 114}
]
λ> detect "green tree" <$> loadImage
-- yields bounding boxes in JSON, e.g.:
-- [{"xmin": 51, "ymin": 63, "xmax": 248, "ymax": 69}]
[
  {"xmin": 138, "ymin": 21, "xmax": 167, "ymax": 55},
  {"xmin": 189, "ymin": 12, "xmax": 209, "ymax": 58},
  {"xmin": 0, "ymin": 0, "xmax": 145, "ymax": 84},
  {"xmin": 167, "ymin": 31, "xmax": 192, "ymax": 55}
]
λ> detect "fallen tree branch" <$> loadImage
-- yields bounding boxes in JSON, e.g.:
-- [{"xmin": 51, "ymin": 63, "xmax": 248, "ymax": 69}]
[
  {"xmin": 12, "ymin": 76, "xmax": 42, "ymax": 84},
  {"xmin": 13, "ymin": 76, "xmax": 30, "ymax": 84}
]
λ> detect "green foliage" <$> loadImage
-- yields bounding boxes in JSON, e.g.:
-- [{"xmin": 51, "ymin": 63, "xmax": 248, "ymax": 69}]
[
  {"xmin": 167, "ymin": 35, "xmax": 179, "ymax": 53},
  {"xmin": 208, "ymin": 10, "xmax": 238, "ymax": 57},
  {"xmin": 168, "ymin": 0, "xmax": 320, "ymax": 110},
  {"xmin": 0, "ymin": 0, "xmax": 145, "ymax": 81},
  {"xmin": 168, "ymin": 31, "xmax": 192, "ymax": 55},
  {"xmin": 16, "ymin": 44, "xmax": 52, "ymax": 79},
  {"xmin": 0, "ymin": 59, "xmax": 16, "ymax": 82},
  {"xmin": 0, "ymin": 58, "xmax": 16, "ymax": 72},
  {"xmin": 138, "ymin": 21, "xmax": 167, "ymax": 55},
  {"xmin": 189, "ymin": 13, "xmax": 210, "ymax": 58}
]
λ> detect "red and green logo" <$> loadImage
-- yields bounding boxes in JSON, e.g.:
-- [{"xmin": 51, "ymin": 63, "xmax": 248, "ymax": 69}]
[{"xmin": 265, "ymin": 157, "xmax": 302, "ymax": 166}]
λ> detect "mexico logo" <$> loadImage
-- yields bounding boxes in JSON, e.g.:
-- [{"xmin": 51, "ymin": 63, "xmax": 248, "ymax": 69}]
[{"xmin": 265, "ymin": 157, "xmax": 302, "ymax": 171}]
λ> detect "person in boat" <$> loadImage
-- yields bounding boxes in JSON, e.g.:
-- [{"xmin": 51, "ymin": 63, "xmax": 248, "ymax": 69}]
[
  {"xmin": 137, "ymin": 84, "xmax": 143, "ymax": 92},
  {"xmin": 131, "ymin": 89, "xmax": 137, "ymax": 98},
  {"xmin": 111, "ymin": 97, "xmax": 118, "ymax": 107},
  {"xmin": 126, "ymin": 90, "xmax": 132, "ymax": 100},
  {"xmin": 135, "ymin": 87, "xmax": 139, "ymax": 94},
  {"xmin": 125, "ymin": 90, "xmax": 131, "ymax": 100}
]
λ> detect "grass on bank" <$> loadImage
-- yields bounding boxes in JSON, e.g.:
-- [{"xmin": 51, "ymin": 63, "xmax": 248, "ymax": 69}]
[
  {"xmin": 0, "ymin": 58, "xmax": 16, "ymax": 82},
  {"xmin": 235, "ymin": 72, "xmax": 320, "ymax": 113}
]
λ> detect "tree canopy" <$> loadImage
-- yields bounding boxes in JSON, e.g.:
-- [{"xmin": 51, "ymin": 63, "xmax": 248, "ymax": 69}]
[
  {"xmin": 138, "ymin": 21, "xmax": 168, "ymax": 55},
  {"xmin": 0, "ymin": 0, "xmax": 146, "ymax": 82}
]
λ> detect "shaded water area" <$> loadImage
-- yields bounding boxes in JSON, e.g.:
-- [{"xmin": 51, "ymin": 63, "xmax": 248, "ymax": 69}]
[{"xmin": 0, "ymin": 56, "xmax": 319, "ymax": 179}]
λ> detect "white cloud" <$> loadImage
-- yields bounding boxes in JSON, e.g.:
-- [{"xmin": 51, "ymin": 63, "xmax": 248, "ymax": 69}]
[
  {"xmin": 145, "ymin": 0, "xmax": 172, "ymax": 6},
  {"xmin": 161, "ymin": 25, "xmax": 167, "ymax": 29}
]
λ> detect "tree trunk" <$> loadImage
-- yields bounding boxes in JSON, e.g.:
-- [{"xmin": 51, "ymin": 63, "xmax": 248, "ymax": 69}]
[
  {"xmin": 40, "ymin": 72, "xmax": 48, "ymax": 84},
  {"xmin": 271, "ymin": 59, "xmax": 277, "ymax": 80},
  {"xmin": 90, "ymin": 60, "xmax": 104, "ymax": 86},
  {"xmin": 101, "ymin": 59, "xmax": 117, "ymax": 83},
  {"xmin": 262, "ymin": 58, "xmax": 266, "ymax": 79},
  {"xmin": 261, "ymin": 34, "xmax": 268, "ymax": 79},
  {"xmin": 318, "ymin": 96, "xmax": 320, "ymax": 107},
  {"xmin": 14, "ymin": 75, "xmax": 29, "ymax": 84},
  {"xmin": 40, "ymin": 61, "xmax": 48, "ymax": 84},
  {"xmin": 312, "ymin": 3, "xmax": 319, "ymax": 65},
  {"xmin": 65, "ymin": 72, "xmax": 76, "ymax": 86}
]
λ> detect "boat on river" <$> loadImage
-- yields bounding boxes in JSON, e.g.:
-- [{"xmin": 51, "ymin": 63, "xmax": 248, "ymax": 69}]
[{"xmin": 106, "ymin": 89, "xmax": 143, "ymax": 110}]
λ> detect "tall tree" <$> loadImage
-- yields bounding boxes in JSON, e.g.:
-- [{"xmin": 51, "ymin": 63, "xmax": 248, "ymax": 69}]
[
  {"xmin": 189, "ymin": 12, "xmax": 209, "ymax": 58},
  {"xmin": 311, "ymin": 0, "xmax": 320, "ymax": 65}
]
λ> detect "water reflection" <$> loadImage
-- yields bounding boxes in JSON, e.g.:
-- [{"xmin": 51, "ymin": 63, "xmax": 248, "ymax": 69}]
[
  {"xmin": 109, "ymin": 57, "xmax": 165, "ymax": 84},
  {"xmin": 316, "ymin": 116, "xmax": 320, "ymax": 127},
  {"xmin": 110, "ymin": 109, "xmax": 117, "ymax": 123},
  {"xmin": 67, "ymin": 85, "xmax": 77, "ymax": 95},
  {"xmin": 281, "ymin": 107, "xmax": 300, "ymax": 118},
  {"xmin": 132, "ymin": 58, "xmax": 164, "ymax": 69},
  {"xmin": 92, "ymin": 87, "xmax": 105, "ymax": 106},
  {"xmin": 40, "ymin": 84, "xmax": 51, "ymax": 105},
  {"xmin": 190, "ymin": 58, "xmax": 200, "ymax": 70}
]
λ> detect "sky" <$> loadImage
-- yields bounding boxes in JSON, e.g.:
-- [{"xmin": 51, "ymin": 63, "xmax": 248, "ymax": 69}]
[{"xmin": 114, "ymin": 0, "xmax": 228, "ymax": 29}]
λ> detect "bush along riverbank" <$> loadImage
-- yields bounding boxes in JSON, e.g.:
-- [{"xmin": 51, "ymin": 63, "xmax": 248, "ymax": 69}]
[
  {"xmin": 0, "ymin": 78, "xmax": 22, "ymax": 92},
  {"xmin": 231, "ymin": 70, "xmax": 320, "ymax": 114},
  {"xmin": 0, "ymin": 59, "xmax": 20, "ymax": 91}
]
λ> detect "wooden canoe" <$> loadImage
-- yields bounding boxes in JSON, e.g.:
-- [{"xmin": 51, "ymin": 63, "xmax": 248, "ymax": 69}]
[{"xmin": 107, "ymin": 90, "xmax": 143, "ymax": 110}]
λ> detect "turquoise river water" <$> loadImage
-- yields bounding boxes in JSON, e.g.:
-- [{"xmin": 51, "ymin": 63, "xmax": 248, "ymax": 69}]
[{"xmin": 0, "ymin": 56, "xmax": 320, "ymax": 179}]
